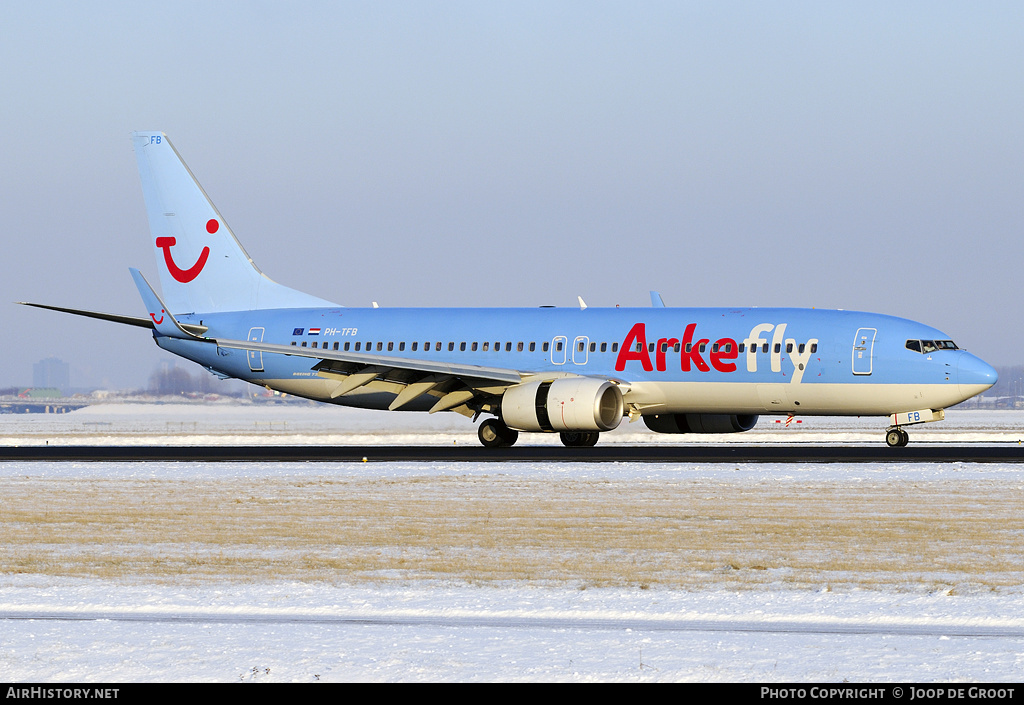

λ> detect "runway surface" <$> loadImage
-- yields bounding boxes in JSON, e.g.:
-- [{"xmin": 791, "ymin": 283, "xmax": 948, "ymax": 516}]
[{"xmin": 3, "ymin": 443, "xmax": 1024, "ymax": 462}]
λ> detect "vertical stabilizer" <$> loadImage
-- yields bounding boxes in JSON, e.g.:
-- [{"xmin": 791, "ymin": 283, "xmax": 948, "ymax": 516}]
[{"xmin": 131, "ymin": 132, "xmax": 338, "ymax": 313}]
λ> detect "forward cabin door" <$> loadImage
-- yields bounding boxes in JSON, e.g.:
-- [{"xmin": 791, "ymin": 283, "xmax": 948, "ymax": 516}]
[
  {"xmin": 247, "ymin": 327, "xmax": 265, "ymax": 372},
  {"xmin": 852, "ymin": 328, "xmax": 876, "ymax": 375}
]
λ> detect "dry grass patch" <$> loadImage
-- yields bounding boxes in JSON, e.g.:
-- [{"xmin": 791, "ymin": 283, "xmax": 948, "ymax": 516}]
[{"xmin": 1, "ymin": 475, "xmax": 1021, "ymax": 590}]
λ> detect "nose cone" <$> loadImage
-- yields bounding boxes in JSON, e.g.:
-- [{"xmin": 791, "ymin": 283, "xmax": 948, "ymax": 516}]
[{"xmin": 958, "ymin": 352, "xmax": 998, "ymax": 400}]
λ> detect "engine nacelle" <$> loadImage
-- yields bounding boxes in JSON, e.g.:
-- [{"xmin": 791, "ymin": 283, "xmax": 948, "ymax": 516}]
[
  {"xmin": 501, "ymin": 378, "xmax": 624, "ymax": 433},
  {"xmin": 643, "ymin": 413, "xmax": 759, "ymax": 434}
]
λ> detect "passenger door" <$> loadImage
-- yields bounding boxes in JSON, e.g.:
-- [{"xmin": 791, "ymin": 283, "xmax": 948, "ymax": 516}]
[
  {"xmin": 852, "ymin": 328, "xmax": 876, "ymax": 375},
  {"xmin": 247, "ymin": 327, "xmax": 265, "ymax": 372}
]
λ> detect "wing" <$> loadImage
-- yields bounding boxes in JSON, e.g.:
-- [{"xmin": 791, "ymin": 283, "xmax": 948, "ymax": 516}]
[{"xmin": 217, "ymin": 337, "xmax": 525, "ymax": 414}]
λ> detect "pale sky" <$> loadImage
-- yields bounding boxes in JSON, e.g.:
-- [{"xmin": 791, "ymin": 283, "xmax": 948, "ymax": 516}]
[{"xmin": 3, "ymin": 1, "xmax": 1022, "ymax": 389}]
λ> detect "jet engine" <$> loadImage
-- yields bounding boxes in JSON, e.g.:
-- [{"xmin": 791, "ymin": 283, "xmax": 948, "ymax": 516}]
[
  {"xmin": 643, "ymin": 413, "xmax": 759, "ymax": 434},
  {"xmin": 500, "ymin": 378, "xmax": 624, "ymax": 433}
]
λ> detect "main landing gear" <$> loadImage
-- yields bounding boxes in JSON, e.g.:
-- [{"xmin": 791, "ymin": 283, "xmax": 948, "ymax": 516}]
[
  {"xmin": 559, "ymin": 431, "xmax": 600, "ymax": 447},
  {"xmin": 885, "ymin": 427, "xmax": 910, "ymax": 447},
  {"xmin": 477, "ymin": 419, "xmax": 602, "ymax": 448},
  {"xmin": 478, "ymin": 418, "xmax": 519, "ymax": 448}
]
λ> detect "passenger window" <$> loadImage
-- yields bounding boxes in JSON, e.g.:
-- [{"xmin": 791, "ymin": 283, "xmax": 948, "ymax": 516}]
[
  {"xmin": 529, "ymin": 342, "xmax": 536, "ymax": 352},
  {"xmin": 738, "ymin": 343, "xmax": 745, "ymax": 353},
  {"xmin": 810, "ymin": 343, "xmax": 817, "ymax": 353},
  {"xmin": 786, "ymin": 343, "xmax": 793, "ymax": 353},
  {"xmin": 460, "ymin": 342, "xmax": 466, "ymax": 351},
  {"xmin": 399, "ymin": 342, "xmax": 405, "ymax": 351},
  {"xmin": 483, "ymin": 342, "xmax": 490, "ymax": 352},
  {"xmin": 301, "ymin": 341, "xmax": 307, "ymax": 347},
  {"xmin": 518, "ymin": 342, "xmax": 524, "ymax": 352},
  {"xmin": 600, "ymin": 342, "xmax": 607, "ymax": 353},
  {"xmin": 355, "ymin": 342, "xmax": 361, "ymax": 351},
  {"xmin": 377, "ymin": 342, "xmax": 383, "ymax": 352},
  {"xmin": 773, "ymin": 343, "xmax": 780, "ymax": 353},
  {"xmin": 589, "ymin": 342, "xmax": 596, "ymax": 353},
  {"xmin": 448, "ymin": 342, "xmax": 455, "ymax": 352},
  {"xmin": 542, "ymin": 342, "xmax": 549, "ymax": 352},
  {"xmin": 762, "ymin": 343, "xmax": 769, "ymax": 353},
  {"xmin": 611, "ymin": 343, "xmax": 619, "ymax": 352},
  {"xmin": 797, "ymin": 343, "xmax": 804, "ymax": 354},
  {"xmin": 387, "ymin": 342, "xmax": 393, "ymax": 351},
  {"xmin": 334, "ymin": 342, "xmax": 339, "ymax": 351},
  {"xmin": 472, "ymin": 342, "xmax": 478, "ymax": 351},
  {"xmin": 344, "ymin": 342, "xmax": 350, "ymax": 351},
  {"xmin": 411, "ymin": 342, "xmax": 418, "ymax": 351},
  {"xmin": 506, "ymin": 342, "xmax": 512, "ymax": 352},
  {"xmin": 435, "ymin": 342, "xmax": 441, "ymax": 351},
  {"xmin": 556, "ymin": 341, "xmax": 564, "ymax": 352}
]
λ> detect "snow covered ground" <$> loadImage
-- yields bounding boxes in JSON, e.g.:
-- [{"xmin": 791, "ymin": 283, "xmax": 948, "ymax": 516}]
[
  {"xmin": 2, "ymin": 402, "xmax": 1023, "ymax": 446},
  {"xmin": 1, "ymin": 404, "xmax": 1022, "ymax": 681},
  {"xmin": 2, "ymin": 579, "xmax": 1023, "ymax": 682}
]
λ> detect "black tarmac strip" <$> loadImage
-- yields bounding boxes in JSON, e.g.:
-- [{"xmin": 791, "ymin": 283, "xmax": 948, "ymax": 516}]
[{"xmin": 3, "ymin": 444, "xmax": 1024, "ymax": 463}]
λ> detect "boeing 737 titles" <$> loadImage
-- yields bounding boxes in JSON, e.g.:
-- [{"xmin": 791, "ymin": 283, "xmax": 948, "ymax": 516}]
[{"xmin": 21, "ymin": 133, "xmax": 998, "ymax": 448}]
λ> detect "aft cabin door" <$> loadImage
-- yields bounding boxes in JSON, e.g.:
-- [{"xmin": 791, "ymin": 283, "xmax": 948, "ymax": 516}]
[
  {"xmin": 852, "ymin": 328, "xmax": 876, "ymax": 375},
  {"xmin": 247, "ymin": 327, "xmax": 265, "ymax": 372}
]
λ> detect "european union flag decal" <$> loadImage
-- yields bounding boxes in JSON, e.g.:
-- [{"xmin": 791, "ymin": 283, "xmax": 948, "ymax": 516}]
[{"xmin": 293, "ymin": 328, "xmax": 304, "ymax": 336}]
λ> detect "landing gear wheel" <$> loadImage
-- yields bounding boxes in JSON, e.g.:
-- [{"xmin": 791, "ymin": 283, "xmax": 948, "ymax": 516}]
[
  {"xmin": 885, "ymin": 428, "xmax": 909, "ymax": 447},
  {"xmin": 478, "ymin": 418, "xmax": 518, "ymax": 448},
  {"xmin": 559, "ymin": 431, "xmax": 600, "ymax": 447}
]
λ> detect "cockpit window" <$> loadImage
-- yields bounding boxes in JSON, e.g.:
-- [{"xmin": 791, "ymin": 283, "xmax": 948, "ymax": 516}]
[{"xmin": 907, "ymin": 339, "xmax": 958, "ymax": 354}]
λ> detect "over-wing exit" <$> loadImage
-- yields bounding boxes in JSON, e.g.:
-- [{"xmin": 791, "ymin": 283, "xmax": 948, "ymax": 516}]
[{"xmin": 21, "ymin": 133, "xmax": 997, "ymax": 448}]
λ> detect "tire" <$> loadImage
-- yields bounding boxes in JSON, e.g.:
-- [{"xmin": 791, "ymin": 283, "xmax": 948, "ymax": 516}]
[
  {"xmin": 560, "ymin": 431, "xmax": 600, "ymax": 447},
  {"xmin": 886, "ymin": 429, "xmax": 903, "ymax": 448},
  {"xmin": 479, "ymin": 418, "xmax": 518, "ymax": 448}
]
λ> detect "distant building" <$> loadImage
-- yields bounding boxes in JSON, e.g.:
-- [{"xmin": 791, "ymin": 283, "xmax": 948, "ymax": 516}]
[{"xmin": 33, "ymin": 357, "xmax": 70, "ymax": 395}]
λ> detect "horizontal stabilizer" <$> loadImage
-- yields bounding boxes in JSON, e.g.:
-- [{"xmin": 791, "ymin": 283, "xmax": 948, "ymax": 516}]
[{"xmin": 17, "ymin": 301, "xmax": 208, "ymax": 336}]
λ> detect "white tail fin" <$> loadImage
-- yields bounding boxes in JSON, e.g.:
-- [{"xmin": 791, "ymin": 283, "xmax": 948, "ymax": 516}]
[{"xmin": 131, "ymin": 132, "xmax": 338, "ymax": 313}]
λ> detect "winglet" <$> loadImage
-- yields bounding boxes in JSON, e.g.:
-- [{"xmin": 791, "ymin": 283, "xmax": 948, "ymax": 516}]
[
  {"xmin": 650, "ymin": 291, "xmax": 666, "ymax": 308},
  {"xmin": 130, "ymin": 268, "xmax": 206, "ymax": 340}
]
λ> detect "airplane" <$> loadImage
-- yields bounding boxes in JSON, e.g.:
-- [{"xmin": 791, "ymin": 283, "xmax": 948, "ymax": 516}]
[{"xmin": 21, "ymin": 132, "xmax": 998, "ymax": 448}]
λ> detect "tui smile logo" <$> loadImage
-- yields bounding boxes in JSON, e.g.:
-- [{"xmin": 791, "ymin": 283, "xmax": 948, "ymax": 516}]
[
  {"xmin": 149, "ymin": 309, "xmax": 165, "ymax": 325},
  {"xmin": 155, "ymin": 219, "xmax": 218, "ymax": 282}
]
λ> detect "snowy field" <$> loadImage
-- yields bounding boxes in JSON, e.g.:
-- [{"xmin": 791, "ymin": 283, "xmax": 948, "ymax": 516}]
[
  {"xmin": 1, "ymin": 402, "xmax": 1023, "ymax": 446},
  {"xmin": 1, "ymin": 404, "xmax": 1022, "ymax": 681}
]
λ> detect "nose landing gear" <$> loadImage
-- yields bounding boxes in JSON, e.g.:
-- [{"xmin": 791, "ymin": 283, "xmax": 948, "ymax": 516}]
[{"xmin": 885, "ymin": 427, "xmax": 910, "ymax": 447}]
